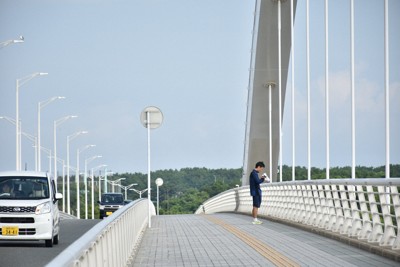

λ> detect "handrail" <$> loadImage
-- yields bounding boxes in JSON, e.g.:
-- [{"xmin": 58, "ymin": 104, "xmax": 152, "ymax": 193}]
[
  {"xmin": 196, "ymin": 178, "xmax": 400, "ymax": 250},
  {"xmin": 47, "ymin": 198, "xmax": 155, "ymax": 267}
]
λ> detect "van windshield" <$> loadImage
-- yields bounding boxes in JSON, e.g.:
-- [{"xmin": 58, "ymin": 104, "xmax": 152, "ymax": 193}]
[
  {"xmin": 0, "ymin": 177, "xmax": 49, "ymax": 200},
  {"xmin": 101, "ymin": 194, "xmax": 124, "ymax": 204}
]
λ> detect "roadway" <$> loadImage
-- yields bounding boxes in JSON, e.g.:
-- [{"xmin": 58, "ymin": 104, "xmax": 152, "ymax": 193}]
[{"xmin": 0, "ymin": 218, "xmax": 100, "ymax": 267}]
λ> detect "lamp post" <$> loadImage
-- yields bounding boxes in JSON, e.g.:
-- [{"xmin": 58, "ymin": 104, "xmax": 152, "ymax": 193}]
[
  {"xmin": 129, "ymin": 188, "xmax": 148, "ymax": 199},
  {"xmin": 66, "ymin": 131, "xmax": 88, "ymax": 214},
  {"xmin": 0, "ymin": 36, "xmax": 24, "ymax": 49},
  {"xmin": 20, "ymin": 131, "xmax": 38, "ymax": 171},
  {"xmin": 76, "ymin": 145, "xmax": 95, "ymax": 219},
  {"xmin": 140, "ymin": 106, "xmax": 163, "ymax": 228},
  {"xmin": 16, "ymin": 72, "xmax": 48, "ymax": 170},
  {"xmin": 54, "ymin": 116, "xmax": 77, "ymax": 181},
  {"xmin": 84, "ymin": 155, "xmax": 102, "ymax": 219},
  {"xmin": 38, "ymin": 96, "xmax": 65, "ymax": 171},
  {"xmin": 40, "ymin": 146, "xmax": 52, "ymax": 173},
  {"xmin": 104, "ymin": 170, "xmax": 113, "ymax": 193},
  {"xmin": 1, "ymin": 116, "xmax": 37, "ymax": 170},
  {"xmin": 53, "ymin": 157, "xmax": 66, "ymax": 212},
  {"xmin": 98, "ymin": 176, "xmax": 104, "ymax": 201},
  {"xmin": 117, "ymin": 183, "xmax": 137, "ymax": 200},
  {"xmin": 90, "ymin": 164, "xmax": 107, "ymax": 219},
  {"xmin": 155, "ymin": 178, "xmax": 164, "ymax": 216}
]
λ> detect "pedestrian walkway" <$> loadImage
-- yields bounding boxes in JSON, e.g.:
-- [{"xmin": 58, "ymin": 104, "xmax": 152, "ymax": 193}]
[{"xmin": 131, "ymin": 213, "xmax": 399, "ymax": 267}]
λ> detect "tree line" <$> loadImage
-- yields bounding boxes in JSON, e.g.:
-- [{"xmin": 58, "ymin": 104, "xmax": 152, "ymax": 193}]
[
  {"xmin": 58, "ymin": 164, "xmax": 400, "ymax": 217},
  {"xmin": 112, "ymin": 164, "xmax": 400, "ymax": 215}
]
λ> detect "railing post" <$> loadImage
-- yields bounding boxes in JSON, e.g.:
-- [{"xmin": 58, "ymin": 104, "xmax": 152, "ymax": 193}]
[
  {"xmin": 367, "ymin": 185, "xmax": 383, "ymax": 243},
  {"xmin": 357, "ymin": 185, "xmax": 372, "ymax": 240},
  {"xmin": 378, "ymin": 186, "xmax": 396, "ymax": 246},
  {"xmin": 339, "ymin": 185, "xmax": 351, "ymax": 235}
]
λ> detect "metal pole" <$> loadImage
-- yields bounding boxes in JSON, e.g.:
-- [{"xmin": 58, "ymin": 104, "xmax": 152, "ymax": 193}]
[
  {"xmin": 99, "ymin": 176, "xmax": 102, "ymax": 201},
  {"xmin": 76, "ymin": 150, "xmax": 80, "ymax": 219},
  {"xmin": 147, "ymin": 111, "xmax": 151, "ymax": 228},
  {"xmin": 54, "ymin": 122, "xmax": 57, "ymax": 183},
  {"xmin": 67, "ymin": 137, "xmax": 70, "ymax": 214},
  {"xmin": 269, "ymin": 84, "xmax": 273, "ymax": 181},
  {"xmin": 350, "ymin": 0, "xmax": 355, "ymax": 179},
  {"xmin": 291, "ymin": 0, "xmax": 295, "ymax": 182},
  {"xmin": 37, "ymin": 102, "xmax": 41, "ymax": 171},
  {"xmin": 91, "ymin": 169, "xmax": 94, "ymax": 219},
  {"xmin": 84, "ymin": 162, "xmax": 88, "ymax": 219},
  {"xmin": 384, "ymin": 0, "xmax": 390, "ymax": 178},
  {"xmin": 306, "ymin": 0, "xmax": 311, "ymax": 181},
  {"xmin": 62, "ymin": 161, "xmax": 65, "ymax": 212},
  {"xmin": 157, "ymin": 185, "xmax": 159, "ymax": 216},
  {"xmin": 15, "ymin": 80, "xmax": 19, "ymax": 171},
  {"xmin": 325, "ymin": 0, "xmax": 330, "ymax": 180},
  {"xmin": 278, "ymin": 0, "xmax": 282, "ymax": 182},
  {"xmin": 105, "ymin": 170, "xmax": 108, "ymax": 192}
]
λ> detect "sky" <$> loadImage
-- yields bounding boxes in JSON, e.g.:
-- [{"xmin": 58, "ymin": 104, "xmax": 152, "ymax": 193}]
[{"xmin": 0, "ymin": 0, "xmax": 399, "ymax": 175}]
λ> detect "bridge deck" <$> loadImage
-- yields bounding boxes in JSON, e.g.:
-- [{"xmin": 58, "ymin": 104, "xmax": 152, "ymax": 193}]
[{"xmin": 131, "ymin": 213, "xmax": 398, "ymax": 267}]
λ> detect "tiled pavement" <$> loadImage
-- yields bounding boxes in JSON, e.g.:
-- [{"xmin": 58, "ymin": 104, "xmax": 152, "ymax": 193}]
[{"xmin": 131, "ymin": 213, "xmax": 399, "ymax": 267}]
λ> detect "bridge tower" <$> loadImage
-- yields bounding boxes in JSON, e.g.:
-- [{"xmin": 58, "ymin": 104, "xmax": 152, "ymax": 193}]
[{"xmin": 243, "ymin": 0, "xmax": 297, "ymax": 184}]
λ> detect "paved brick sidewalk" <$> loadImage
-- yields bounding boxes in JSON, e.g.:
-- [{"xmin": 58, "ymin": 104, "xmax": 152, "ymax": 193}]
[{"xmin": 131, "ymin": 213, "xmax": 399, "ymax": 267}]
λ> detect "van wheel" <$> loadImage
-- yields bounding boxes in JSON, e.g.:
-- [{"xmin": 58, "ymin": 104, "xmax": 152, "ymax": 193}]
[
  {"xmin": 53, "ymin": 234, "xmax": 59, "ymax": 245},
  {"xmin": 45, "ymin": 238, "xmax": 53, "ymax": 247}
]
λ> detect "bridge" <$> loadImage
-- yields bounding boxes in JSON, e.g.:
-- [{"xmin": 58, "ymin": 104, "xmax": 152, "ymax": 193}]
[{"xmin": 2, "ymin": 0, "xmax": 400, "ymax": 266}]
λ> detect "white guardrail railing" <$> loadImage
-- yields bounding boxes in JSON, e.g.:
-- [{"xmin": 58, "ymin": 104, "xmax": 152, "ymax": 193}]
[
  {"xmin": 47, "ymin": 198, "xmax": 156, "ymax": 267},
  {"xmin": 195, "ymin": 178, "xmax": 400, "ymax": 250}
]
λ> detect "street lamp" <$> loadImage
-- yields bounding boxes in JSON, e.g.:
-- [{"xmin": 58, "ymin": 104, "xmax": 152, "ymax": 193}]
[
  {"xmin": 38, "ymin": 96, "xmax": 65, "ymax": 171},
  {"xmin": 66, "ymin": 131, "xmax": 88, "ymax": 214},
  {"xmin": 140, "ymin": 106, "xmax": 163, "ymax": 228},
  {"xmin": 54, "ymin": 115, "xmax": 77, "ymax": 182},
  {"xmin": 108, "ymin": 178, "xmax": 126, "ymax": 193},
  {"xmin": 90, "ymin": 164, "xmax": 107, "ymax": 219},
  {"xmin": 16, "ymin": 72, "xmax": 48, "ymax": 170},
  {"xmin": 0, "ymin": 36, "xmax": 24, "ymax": 49},
  {"xmin": 155, "ymin": 178, "xmax": 164, "ymax": 216},
  {"xmin": 84, "ymin": 155, "xmax": 102, "ymax": 219},
  {"xmin": 117, "ymin": 183, "xmax": 137, "ymax": 200},
  {"xmin": 129, "ymin": 188, "xmax": 148, "ymax": 199},
  {"xmin": 76, "ymin": 145, "xmax": 95, "ymax": 219}
]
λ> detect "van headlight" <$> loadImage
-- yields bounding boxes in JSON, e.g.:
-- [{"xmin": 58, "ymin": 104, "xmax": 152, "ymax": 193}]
[{"xmin": 36, "ymin": 202, "xmax": 51, "ymax": 214}]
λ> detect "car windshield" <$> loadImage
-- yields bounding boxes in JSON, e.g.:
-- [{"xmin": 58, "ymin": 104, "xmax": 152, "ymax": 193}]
[
  {"xmin": 0, "ymin": 176, "xmax": 49, "ymax": 200},
  {"xmin": 101, "ymin": 194, "xmax": 124, "ymax": 204}
]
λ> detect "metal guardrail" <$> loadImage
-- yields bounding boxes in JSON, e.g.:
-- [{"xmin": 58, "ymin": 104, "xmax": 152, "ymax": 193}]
[
  {"xmin": 47, "ymin": 199, "xmax": 156, "ymax": 267},
  {"xmin": 196, "ymin": 178, "xmax": 400, "ymax": 250}
]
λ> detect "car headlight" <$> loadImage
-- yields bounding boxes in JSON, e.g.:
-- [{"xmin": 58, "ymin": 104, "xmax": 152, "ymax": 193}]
[{"xmin": 36, "ymin": 201, "xmax": 51, "ymax": 214}]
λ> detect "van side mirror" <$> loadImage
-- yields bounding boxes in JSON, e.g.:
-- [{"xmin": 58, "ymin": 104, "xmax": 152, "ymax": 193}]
[{"xmin": 55, "ymin": 193, "xmax": 63, "ymax": 200}]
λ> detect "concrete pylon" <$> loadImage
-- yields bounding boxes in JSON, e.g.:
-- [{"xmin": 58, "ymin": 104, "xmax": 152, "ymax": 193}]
[{"xmin": 242, "ymin": 0, "xmax": 297, "ymax": 185}]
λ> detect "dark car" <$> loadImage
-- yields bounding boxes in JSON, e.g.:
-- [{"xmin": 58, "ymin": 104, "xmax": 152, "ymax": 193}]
[{"xmin": 98, "ymin": 193, "xmax": 124, "ymax": 219}]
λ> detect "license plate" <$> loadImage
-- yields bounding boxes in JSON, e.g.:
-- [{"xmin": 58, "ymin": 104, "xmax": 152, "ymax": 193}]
[
  {"xmin": 106, "ymin": 211, "xmax": 113, "ymax": 216},
  {"xmin": 2, "ymin": 226, "xmax": 18, "ymax": 236}
]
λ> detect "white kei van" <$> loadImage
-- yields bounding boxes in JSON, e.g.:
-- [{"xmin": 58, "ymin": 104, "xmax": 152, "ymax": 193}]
[{"xmin": 0, "ymin": 171, "xmax": 63, "ymax": 247}]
